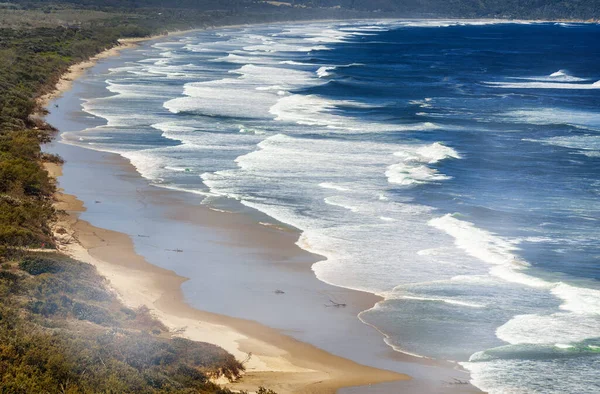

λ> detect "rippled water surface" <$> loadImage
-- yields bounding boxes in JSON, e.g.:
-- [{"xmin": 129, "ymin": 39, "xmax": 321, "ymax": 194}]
[{"xmin": 61, "ymin": 20, "xmax": 600, "ymax": 393}]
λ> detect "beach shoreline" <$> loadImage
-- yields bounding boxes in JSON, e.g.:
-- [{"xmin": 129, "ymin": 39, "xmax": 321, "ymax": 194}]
[
  {"xmin": 44, "ymin": 159, "xmax": 410, "ymax": 393},
  {"xmin": 38, "ymin": 22, "xmax": 488, "ymax": 393},
  {"xmin": 34, "ymin": 16, "xmax": 600, "ymax": 111},
  {"xmin": 39, "ymin": 28, "xmax": 415, "ymax": 394},
  {"xmin": 36, "ymin": 31, "xmax": 197, "ymax": 109}
]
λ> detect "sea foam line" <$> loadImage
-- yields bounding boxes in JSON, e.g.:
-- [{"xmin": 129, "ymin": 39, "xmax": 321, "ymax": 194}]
[{"xmin": 429, "ymin": 214, "xmax": 600, "ymax": 336}]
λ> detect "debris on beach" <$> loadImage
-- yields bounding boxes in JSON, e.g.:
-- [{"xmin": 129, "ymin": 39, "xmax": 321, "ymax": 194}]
[
  {"xmin": 274, "ymin": 289, "xmax": 285, "ymax": 294},
  {"xmin": 445, "ymin": 378, "xmax": 469, "ymax": 385},
  {"xmin": 325, "ymin": 299, "xmax": 347, "ymax": 308}
]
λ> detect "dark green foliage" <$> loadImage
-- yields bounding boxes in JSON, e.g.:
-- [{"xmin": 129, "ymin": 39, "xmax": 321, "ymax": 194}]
[
  {"xmin": 273, "ymin": 0, "xmax": 600, "ymax": 19},
  {"xmin": 0, "ymin": 270, "xmax": 19, "ymax": 281},
  {"xmin": 0, "ymin": 2, "xmax": 338, "ymax": 393},
  {"xmin": 6, "ymin": 0, "xmax": 599, "ymax": 19},
  {"xmin": 0, "ymin": 27, "xmax": 120, "ymax": 134},
  {"xmin": 40, "ymin": 152, "xmax": 64, "ymax": 164},
  {"xmin": 72, "ymin": 301, "xmax": 114, "ymax": 325},
  {"xmin": 19, "ymin": 256, "xmax": 63, "ymax": 275},
  {"xmin": 0, "ymin": 251, "xmax": 245, "ymax": 393},
  {"xmin": 0, "ymin": 1, "xmax": 372, "ymax": 250},
  {"xmin": 0, "ymin": 128, "xmax": 56, "ymax": 247}
]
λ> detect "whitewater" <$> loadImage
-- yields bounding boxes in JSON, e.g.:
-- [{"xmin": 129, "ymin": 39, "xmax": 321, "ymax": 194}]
[{"xmin": 60, "ymin": 20, "xmax": 600, "ymax": 393}]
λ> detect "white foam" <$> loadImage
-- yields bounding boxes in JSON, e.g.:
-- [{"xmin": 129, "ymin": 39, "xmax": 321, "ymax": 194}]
[
  {"xmin": 505, "ymin": 108, "xmax": 600, "ymax": 130},
  {"xmin": 386, "ymin": 163, "xmax": 451, "ymax": 185},
  {"xmin": 278, "ymin": 25, "xmax": 356, "ymax": 44},
  {"xmin": 213, "ymin": 53, "xmax": 276, "ymax": 64},
  {"xmin": 555, "ymin": 22, "xmax": 580, "ymax": 28},
  {"xmin": 553, "ymin": 283, "xmax": 600, "ymax": 315},
  {"xmin": 415, "ymin": 142, "xmax": 462, "ymax": 163},
  {"xmin": 165, "ymin": 64, "xmax": 316, "ymax": 118},
  {"xmin": 430, "ymin": 214, "xmax": 600, "ymax": 349},
  {"xmin": 230, "ymin": 64, "xmax": 314, "ymax": 86},
  {"xmin": 120, "ymin": 149, "xmax": 168, "ymax": 181},
  {"xmin": 548, "ymin": 69, "xmax": 588, "ymax": 81},
  {"xmin": 429, "ymin": 216, "xmax": 517, "ymax": 267},
  {"xmin": 62, "ymin": 23, "xmax": 600, "ymax": 394},
  {"xmin": 400, "ymin": 295, "xmax": 486, "ymax": 308},
  {"xmin": 105, "ymin": 81, "xmax": 166, "ymax": 98},
  {"xmin": 279, "ymin": 60, "xmax": 312, "ymax": 66},
  {"xmin": 144, "ymin": 63, "xmax": 207, "ymax": 78},
  {"xmin": 270, "ymin": 94, "xmax": 433, "ymax": 132},
  {"xmin": 317, "ymin": 66, "xmax": 336, "ymax": 78},
  {"xmin": 523, "ymin": 135, "xmax": 600, "ymax": 157},
  {"xmin": 392, "ymin": 19, "xmax": 531, "ymax": 29},
  {"xmin": 463, "ymin": 356, "xmax": 599, "ymax": 394},
  {"xmin": 386, "ymin": 142, "xmax": 460, "ymax": 186},
  {"xmin": 555, "ymin": 343, "xmax": 575, "ymax": 349},
  {"xmin": 496, "ymin": 312, "xmax": 600, "ymax": 345},
  {"xmin": 157, "ymin": 184, "xmax": 216, "ymax": 197},
  {"xmin": 319, "ymin": 182, "xmax": 350, "ymax": 191},
  {"xmin": 164, "ymin": 166, "xmax": 191, "ymax": 173},
  {"xmin": 324, "ymin": 196, "xmax": 360, "ymax": 212},
  {"xmin": 164, "ymin": 85, "xmax": 275, "ymax": 118},
  {"xmin": 409, "ymin": 98, "xmax": 433, "ymax": 108},
  {"xmin": 511, "ymin": 70, "xmax": 589, "ymax": 83},
  {"xmin": 243, "ymin": 43, "xmax": 330, "ymax": 53},
  {"xmin": 485, "ymin": 80, "xmax": 600, "ymax": 89}
]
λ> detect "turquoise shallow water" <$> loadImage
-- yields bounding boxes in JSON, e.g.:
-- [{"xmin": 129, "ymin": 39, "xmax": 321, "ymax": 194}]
[{"xmin": 49, "ymin": 20, "xmax": 600, "ymax": 393}]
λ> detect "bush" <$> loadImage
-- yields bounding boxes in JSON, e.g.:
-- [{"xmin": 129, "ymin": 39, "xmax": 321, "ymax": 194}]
[
  {"xmin": 40, "ymin": 152, "xmax": 64, "ymax": 163},
  {"xmin": 257, "ymin": 388, "xmax": 278, "ymax": 394},
  {"xmin": 72, "ymin": 301, "xmax": 114, "ymax": 325},
  {"xmin": 19, "ymin": 256, "xmax": 62, "ymax": 275},
  {"xmin": 29, "ymin": 299, "xmax": 60, "ymax": 316},
  {"xmin": 0, "ymin": 270, "xmax": 18, "ymax": 281},
  {"xmin": 0, "ymin": 270, "xmax": 21, "ymax": 293}
]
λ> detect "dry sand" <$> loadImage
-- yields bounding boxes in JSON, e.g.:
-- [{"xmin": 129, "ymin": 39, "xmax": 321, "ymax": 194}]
[
  {"xmin": 38, "ymin": 41, "xmax": 135, "ymax": 109},
  {"xmin": 44, "ymin": 162, "xmax": 408, "ymax": 393},
  {"xmin": 37, "ymin": 30, "xmax": 199, "ymax": 108},
  {"xmin": 40, "ymin": 30, "xmax": 412, "ymax": 392}
]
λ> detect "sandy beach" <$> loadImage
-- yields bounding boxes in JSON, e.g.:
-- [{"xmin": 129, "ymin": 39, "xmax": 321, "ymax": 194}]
[
  {"xmin": 40, "ymin": 31, "xmax": 413, "ymax": 393},
  {"xmin": 44, "ymin": 160, "xmax": 409, "ymax": 393},
  {"xmin": 41, "ymin": 27, "xmax": 480, "ymax": 394},
  {"xmin": 37, "ymin": 29, "xmax": 204, "ymax": 109}
]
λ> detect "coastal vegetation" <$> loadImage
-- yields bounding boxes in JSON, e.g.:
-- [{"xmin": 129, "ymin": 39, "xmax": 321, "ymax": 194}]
[
  {"xmin": 0, "ymin": 251, "xmax": 244, "ymax": 392},
  {"xmin": 0, "ymin": 1, "xmax": 367, "ymax": 251},
  {"xmin": 292, "ymin": 0, "xmax": 599, "ymax": 20},
  {"xmin": 0, "ymin": 0, "xmax": 597, "ymax": 392},
  {"xmin": 0, "ymin": 2, "xmax": 307, "ymax": 392},
  {"xmin": 3, "ymin": 0, "xmax": 598, "ymax": 20}
]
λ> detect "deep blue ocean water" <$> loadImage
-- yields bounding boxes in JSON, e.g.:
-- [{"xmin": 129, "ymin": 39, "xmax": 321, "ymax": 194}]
[{"xmin": 60, "ymin": 20, "xmax": 600, "ymax": 393}]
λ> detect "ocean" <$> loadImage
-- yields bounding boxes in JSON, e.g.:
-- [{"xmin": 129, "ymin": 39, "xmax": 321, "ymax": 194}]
[{"xmin": 56, "ymin": 20, "xmax": 600, "ymax": 393}]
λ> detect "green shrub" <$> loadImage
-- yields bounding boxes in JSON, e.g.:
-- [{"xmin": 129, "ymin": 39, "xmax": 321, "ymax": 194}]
[
  {"xmin": 19, "ymin": 256, "xmax": 62, "ymax": 275},
  {"xmin": 28, "ymin": 299, "xmax": 59, "ymax": 316},
  {"xmin": 0, "ymin": 270, "xmax": 20, "ymax": 293},
  {"xmin": 72, "ymin": 301, "xmax": 114, "ymax": 325},
  {"xmin": 0, "ymin": 270, "xmax": 18, "ymax": 281},
  {"xmin": 40, "ymin": 152, "xmax": 64, "ymax": 163}
]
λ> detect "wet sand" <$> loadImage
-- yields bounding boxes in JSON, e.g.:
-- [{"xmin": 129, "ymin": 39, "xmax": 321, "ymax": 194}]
[
  {"xmin": 42, "ymin": 29, "xmax": 480, "ymax": 393},
  {"xmin": 37, "ymin": 30, "xmax": 203, "ymax": 109},
  {"xmin": 45, "ymin": 159, "xmax": 409, "ymax": 393}
]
